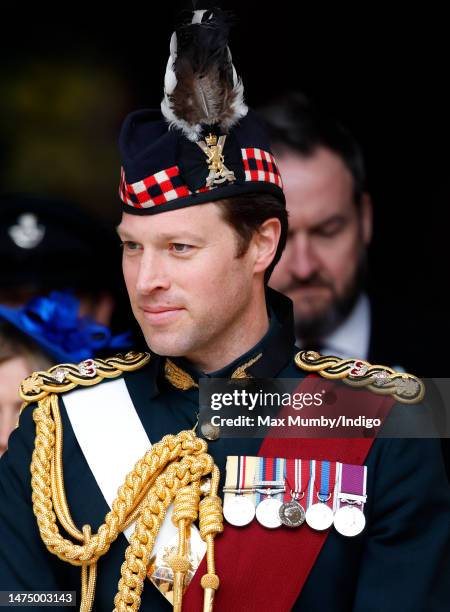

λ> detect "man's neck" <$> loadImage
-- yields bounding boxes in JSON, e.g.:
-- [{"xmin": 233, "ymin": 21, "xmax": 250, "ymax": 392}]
[{"xmin": 184, "ymin": 289, "xmax": 270, "ymax": 374}]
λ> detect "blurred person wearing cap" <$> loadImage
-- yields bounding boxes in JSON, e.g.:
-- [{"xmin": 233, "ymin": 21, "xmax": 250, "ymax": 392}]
[
  {"xmin": 0, "ymin": 291, "xmax": 131, "ymax": 457},
  {"xmin": 0, "ymin": 8, "xmax": 448, "ymax": 612},
  {"xmin": 0, "ymin": 194, "xmax": 132, "ymax": 332}
]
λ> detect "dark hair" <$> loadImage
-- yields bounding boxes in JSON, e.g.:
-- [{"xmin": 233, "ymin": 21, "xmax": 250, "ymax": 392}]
[
  {"xmin": 258, "ymin": 92, "xmax": 366, "ymax": 206},
  {"xmin": 215, "ymin": 192, "xmax": 288, "ymax": 283}
]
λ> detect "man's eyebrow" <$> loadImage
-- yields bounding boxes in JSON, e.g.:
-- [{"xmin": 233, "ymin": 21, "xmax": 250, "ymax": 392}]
[
  {"xmin": 115, "ymin": 227, "xmax": 205, "ymax": 242},
  {"xmin": 157, "ymin": 231, "xmax": 205, "ymax": 242},
  {"xmin": 115, "ymin": 226, "xmax": 133, "ymax": 239}
]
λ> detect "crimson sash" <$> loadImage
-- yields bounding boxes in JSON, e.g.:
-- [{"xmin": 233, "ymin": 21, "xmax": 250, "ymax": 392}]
[{"xmin": 183, "ymin": 373, "xmax": 396, "ymax": 611}]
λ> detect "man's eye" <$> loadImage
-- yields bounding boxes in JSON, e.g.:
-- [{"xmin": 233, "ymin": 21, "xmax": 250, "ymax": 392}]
[
  {"xmin": 317, "ymin": 228, "xmax": 338, "ymax": 238},
  {"xmin": 315, "ymin": 222, "xmax": 344, "ymax": 238},
  {"xmin": 170, "ymin": 243, "xmax": 193, "ymax": 253},
  {"xmin": 121, "ymin": 241, "xmax": 141, "ymax": 251}
]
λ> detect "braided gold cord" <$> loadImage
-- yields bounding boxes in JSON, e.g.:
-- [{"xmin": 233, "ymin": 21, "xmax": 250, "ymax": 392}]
[
  {"xmin": 29, "ymin": 391, "xmax": 222, "ymax": 611},
  {"xmin": 81, "ymin": 526, "xmax": 97, "ymax": 612},
  {"xmin": 113, "ymin": 456, "xmax": 214, "ymax": 611},
  {"xmin": 51, "ymin": 395, "xmax": 84, "ymax": 541},
  {"xmin": 20, "ymin": 352, "xmax": 223, "ymax": 612}
]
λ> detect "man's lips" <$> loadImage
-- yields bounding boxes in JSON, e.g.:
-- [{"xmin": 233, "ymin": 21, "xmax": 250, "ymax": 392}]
[
  {"xmin": 287, "ymin": 285, "xmax": 332, "ymax": 294},
  {"xmin": 140, "ymin": 306, "xmax": 185, "ymax": 325},
  {"xmin": 142, "ymin": 306, "xmax": 183, "ymax": 313}
]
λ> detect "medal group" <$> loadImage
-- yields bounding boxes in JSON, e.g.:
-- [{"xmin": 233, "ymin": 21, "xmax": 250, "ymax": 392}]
[{"xmin": 223, "ymin": 456, "xmax": 367, "ymax": 537}]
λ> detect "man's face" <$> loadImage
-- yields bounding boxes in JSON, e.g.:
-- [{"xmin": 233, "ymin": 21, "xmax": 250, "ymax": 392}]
[
  {"xmin": 117, "ymin": 203, "xmax": 261, "ymax": 367},
  {"xmin": 270, "ymin": 147, "xmax": 372, "ymax": 338}
]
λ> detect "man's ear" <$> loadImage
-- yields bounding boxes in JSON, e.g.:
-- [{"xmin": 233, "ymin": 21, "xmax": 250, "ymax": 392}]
[
  {"xmin": 252, "ymin": 218, "xmax": 282, "ymax": 275},
  {"xmin": 360, "ymin": 192, "xmax": 373, "ymax": 245}
]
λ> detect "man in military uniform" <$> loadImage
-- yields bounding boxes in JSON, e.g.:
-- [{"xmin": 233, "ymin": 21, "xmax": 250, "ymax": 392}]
[{"xmin": 1, "ymin": 8, "xmax": 449, "ymax": 612}]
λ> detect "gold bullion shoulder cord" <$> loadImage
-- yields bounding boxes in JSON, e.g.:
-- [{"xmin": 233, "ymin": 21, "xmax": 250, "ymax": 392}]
[{"xmin": 19, "ymin": 352, "xmax": 223, "ymax": 612}]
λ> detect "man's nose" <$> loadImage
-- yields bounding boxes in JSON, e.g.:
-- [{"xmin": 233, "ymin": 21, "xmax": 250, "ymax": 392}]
[
  {"xmin": 289, "ymin": 234, "xmax": 319, "ymax": 279},
  {"xmin": 135, "ymin": 250, "xmax": 171, "ymax": 294}
]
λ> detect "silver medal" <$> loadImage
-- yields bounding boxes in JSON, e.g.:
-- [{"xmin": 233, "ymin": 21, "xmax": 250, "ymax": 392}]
[
  {"xmin": 333, "ymin": 505, "xmax": 366, "ymax": 537},
  {"xmin": 223, "ymin": 495, "xmax": 255, "ymax": 527},
  {"xmin": 255, "ymin": 497, "xmax": 283, "ymax": 529},
  {"xmin": 305, "ymin": 503, "xmax": 334, "ymax": 531},
  {"xmin": 279, "ymin": 499, "xmax": 305, "ymax": 528}
]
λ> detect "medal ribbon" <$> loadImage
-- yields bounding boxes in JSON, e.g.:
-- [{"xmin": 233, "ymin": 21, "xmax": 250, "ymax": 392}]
[
  {"xmin": 283, "ymin": 459, "xmax": 310, "ymax": 504},
  {"xmin": 224, "ymin": 455, "xmax": 259, "ymax": 509},
  {"xmin": 337, "ymin": 463, "xmax": 367, "ymax": 510},
  {"xmin": 255, "ymin": 456, "xmax": 285, "ymax": 504},
  {"xmin": 313, "ymin": 460, "xmax": 337, "ymax": 509},
  {"xmin": 237, "ymin": 455, "xmax": 247, "ymax": 490}
]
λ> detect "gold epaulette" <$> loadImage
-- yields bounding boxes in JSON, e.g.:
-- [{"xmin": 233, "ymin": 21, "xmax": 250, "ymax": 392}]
[
  {"xmin": 19, "ymin": 351, "xmax": 151, "ymax": 407},
  {"xmin": 294, "ymin": 351, "xmax": 425, "ymax": 404}
]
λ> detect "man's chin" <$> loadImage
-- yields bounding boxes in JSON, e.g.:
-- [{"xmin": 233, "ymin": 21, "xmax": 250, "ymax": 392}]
[
  {"xmin": 143, "ymin": 333, "xmax": 192, "ymax": 358},
  {"xmin": 294, "ymin": 299, "xmax": 332, "ymax": 322}
]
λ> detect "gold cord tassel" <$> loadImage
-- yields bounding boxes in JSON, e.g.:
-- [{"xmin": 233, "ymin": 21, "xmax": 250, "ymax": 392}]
[
  {"xmin": 170, "ymin": 482, "xmax": 201, "ymax": 611},
  {"xmin": 30, "ymin": 393, "xmax": 223, "ymax": 611},
  {"xmin": 199, "ymin": 466, "xmax": 223, "ymax": 611}
]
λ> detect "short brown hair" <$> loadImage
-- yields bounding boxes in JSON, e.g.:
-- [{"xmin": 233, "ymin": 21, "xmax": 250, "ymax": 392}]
[{"xmin": 215, "ymin": 192, "xmax": 288, "ymax": 283}]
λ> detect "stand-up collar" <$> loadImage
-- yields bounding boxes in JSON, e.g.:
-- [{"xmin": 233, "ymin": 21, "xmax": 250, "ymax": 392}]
[{"xmin": 163, "ymin": 287, "xmax": 296, "ymax": 387}]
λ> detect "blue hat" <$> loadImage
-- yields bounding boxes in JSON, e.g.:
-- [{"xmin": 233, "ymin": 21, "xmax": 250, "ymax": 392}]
[
  {"xmin": 118, "ymin": 8, "xmax": 285, "ymax": 215},
  {"xmin": 0, "ymin": 291, "xmax": 132, "ymax": 364}
]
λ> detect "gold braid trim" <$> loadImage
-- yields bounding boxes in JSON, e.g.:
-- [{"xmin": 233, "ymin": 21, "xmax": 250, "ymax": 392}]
[
  {"xmin": 295, "ymin": 351, "xmax": 425, "ymax": 404},
  {"xmin": 30, "ymin": 391, "xmax": 222, "ymax": 611},
  {"xmin": 19, "ymin": 351, "xmax": 151, "ymax": 406}
]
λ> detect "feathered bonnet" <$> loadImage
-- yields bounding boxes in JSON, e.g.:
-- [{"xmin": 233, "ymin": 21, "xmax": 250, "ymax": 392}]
[{"xmin": 119, "ymin": 7, "xmax": 285, "ymax": 214}]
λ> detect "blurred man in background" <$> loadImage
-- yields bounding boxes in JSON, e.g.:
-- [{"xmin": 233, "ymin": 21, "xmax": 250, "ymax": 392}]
[{"xmin": 260, "ymin": 94, "xmax": 417, "ymax": 372}]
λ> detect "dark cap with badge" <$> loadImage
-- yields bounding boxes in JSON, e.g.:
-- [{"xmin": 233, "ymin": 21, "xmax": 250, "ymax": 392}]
[
  {"xmin": 0, "ymin": 193, "xmax": 123, "ymax": 301},
  {"xmin": 118, "ymin": 7, "xmax": 285, "ymax": 215}
]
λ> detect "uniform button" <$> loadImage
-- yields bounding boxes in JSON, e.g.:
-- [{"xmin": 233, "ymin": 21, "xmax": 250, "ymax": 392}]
[{"xmin": 201, "ymin": 421, "xmax": 220, "ymax": 440}]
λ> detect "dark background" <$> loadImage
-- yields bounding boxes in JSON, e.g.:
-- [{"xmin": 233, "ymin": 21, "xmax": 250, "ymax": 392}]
[{"xmin": 1, "ymin": 4, "xmax": 448, "ymax": 367}]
